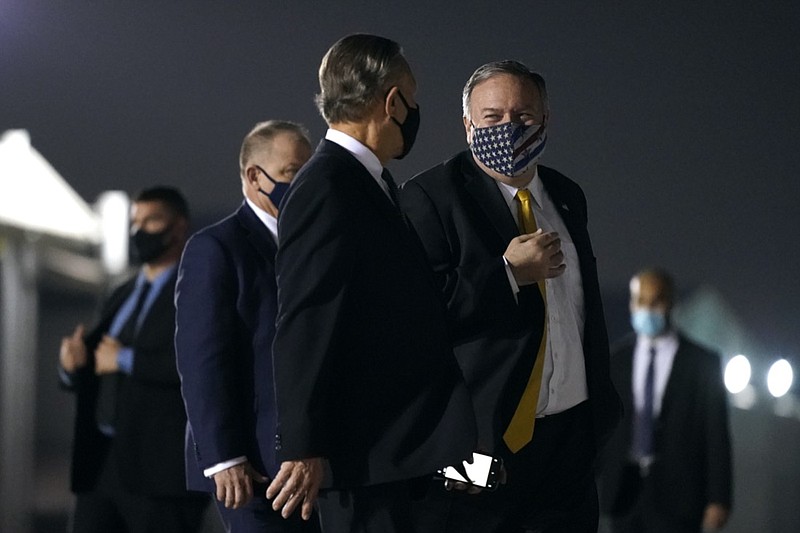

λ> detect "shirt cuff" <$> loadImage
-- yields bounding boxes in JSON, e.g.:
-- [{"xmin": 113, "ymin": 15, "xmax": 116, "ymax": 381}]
[
  {"xmin": 204, "ymin": 456, "xmax": 248, "ymax": 478},
  {"xmin": 502, "ymin": 256, "xmax": 521, "ymax": 301},
  {"xmin": 58, "ymin": 365, "xmax": 75, "ymax": 387},
  {"xmin": 117, "ymin": 348, "xmax": 134, "ymax": 374}
]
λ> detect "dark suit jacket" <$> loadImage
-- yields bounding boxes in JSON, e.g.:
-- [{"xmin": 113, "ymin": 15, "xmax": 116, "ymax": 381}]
[
  {"xmin": 175, "ymin": 202, "xmax": 281, "ymax": 491},
  {"xmin": 400, "ymin": 151, "xmax": 622, "ymax": 453},
  {"xmin": 598, "ymin": 333, "xmax": 733, "ymax": 525},
  {"xmin": 272, "ymin": 139, "xmax": 476, "ymax": 488},
  {"xmin": 62, "ymin": 269, "xmax": 189, "ymax": 497}
]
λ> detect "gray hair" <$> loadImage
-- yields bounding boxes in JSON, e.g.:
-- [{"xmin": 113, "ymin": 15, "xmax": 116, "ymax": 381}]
[
  {"xmin": 239, "ymin": 120, "xmax": 311, "ymax": 175},
  {"xmin": 462, "ymin": 60, "xmax": 549, "ymax": 120},
  {"xmin": 315, "ymin": 34, "xmax": 411, "ymax": 124}
]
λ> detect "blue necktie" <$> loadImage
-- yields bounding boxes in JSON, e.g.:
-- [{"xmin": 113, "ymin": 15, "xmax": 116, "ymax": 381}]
[
  {"xmin": 634, "ymin": 345, "xmax": 657, "ymax": 460},
  {"xmin": 95, "ymin": 281, "xmax": 151, "ymax": 433}
]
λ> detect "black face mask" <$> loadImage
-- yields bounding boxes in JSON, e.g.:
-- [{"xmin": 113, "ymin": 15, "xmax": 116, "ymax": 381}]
[
  {"xmin": 389, "ymin": 90, "xmax": 420, "ymax": 160},
  {"xmin": 130, "ymin": 226, "xmax": 171, "ymax": 264},
  {"xmin": 255, "ymin": 165, "xmax": 291, "ymax": 208}
]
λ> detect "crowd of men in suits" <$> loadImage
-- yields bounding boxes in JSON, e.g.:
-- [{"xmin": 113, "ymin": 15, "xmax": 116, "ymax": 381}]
[{"xmin": 58, "ymin": 33, "xmax": 732, "ymax": 533}]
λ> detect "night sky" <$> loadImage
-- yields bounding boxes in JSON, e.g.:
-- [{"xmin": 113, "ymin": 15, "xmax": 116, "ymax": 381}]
[{"xmin": 2, "ymin": 1, "xmax": 799, "ymax": 362}]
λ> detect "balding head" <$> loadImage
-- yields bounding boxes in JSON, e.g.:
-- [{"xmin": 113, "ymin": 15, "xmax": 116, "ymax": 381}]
[{"xmin": 629, "ymin": 269, "xmax": 674, "ymax": 313}]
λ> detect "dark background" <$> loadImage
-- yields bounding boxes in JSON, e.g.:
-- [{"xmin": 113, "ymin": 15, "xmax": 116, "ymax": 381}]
[{"xmin": 2, "ymin": 1, "xmax": 799, "ymax": 531}]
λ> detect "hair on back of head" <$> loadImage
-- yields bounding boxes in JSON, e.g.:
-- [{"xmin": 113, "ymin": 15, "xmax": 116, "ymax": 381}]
[{"xmin": 315, "ymin": 33, "xmax": 411, "ymax": 124}]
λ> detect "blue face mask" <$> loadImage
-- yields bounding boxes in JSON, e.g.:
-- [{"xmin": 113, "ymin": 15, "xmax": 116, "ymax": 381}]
[
  {"xmin": 631, "ymin": 309, "xmax": 668, "ymax": 337},
  {"xmin": 255, "ymin": 165, "xmax": 291, "ymax": 208}
]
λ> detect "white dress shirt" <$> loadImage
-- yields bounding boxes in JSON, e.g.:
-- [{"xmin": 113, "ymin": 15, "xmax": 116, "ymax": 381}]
[
  {"xmin": 496, "ymin": 169, "xmax": 589, "ymax": 416},
  {"xmin": 203, "ymin": 199, "xmax": 278, "ymax": 478},
  {"xmin": 632, "ymin": 330, "xmax": 679, "ymax": 417}
]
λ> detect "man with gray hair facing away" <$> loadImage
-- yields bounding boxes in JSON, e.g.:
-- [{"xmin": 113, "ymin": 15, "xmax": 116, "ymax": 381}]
[{"xmin": 266, "ymin": 34, "xmax": 477, "ymax": 533}]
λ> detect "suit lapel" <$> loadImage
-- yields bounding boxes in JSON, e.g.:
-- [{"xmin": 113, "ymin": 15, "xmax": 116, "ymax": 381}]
[
  {"xmin": 659, "ymin": 339, "xmax": 687, "ymax": 420},
  {"xmin": 236, "ymin": 202, "xmax": 277, "ymax": 263},
  {"xmin": 461, "ymin": 154, "xmax": 519, "ymax": 244},
  {"xmin": 538, "ymin": 167, "xmax": 582, "ymax": 240}
]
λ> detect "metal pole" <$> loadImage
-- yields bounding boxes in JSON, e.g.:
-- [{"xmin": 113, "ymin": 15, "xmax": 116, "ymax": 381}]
[{"xmin": 0, "ymin": 236, "xmax": 39, "ymax": 533}]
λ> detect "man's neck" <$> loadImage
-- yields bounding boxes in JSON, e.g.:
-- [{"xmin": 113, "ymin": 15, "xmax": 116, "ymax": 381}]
[
  {"xmin": 330, "ymin": 122, "xmax": 390, "ymax": 165},
  {"xmin": 143, "ymin": 254, "xmax": 178, "ymax": 281}
]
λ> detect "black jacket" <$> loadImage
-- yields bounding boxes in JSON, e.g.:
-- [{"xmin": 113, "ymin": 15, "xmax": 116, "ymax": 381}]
[
  {"xmin": 597, "ymin": 333, "xmax": 733, "ymax": 524},
  {"xmin": 273, "ymin": 140, "xmax": 477, "ymax": 488},
  {"xmin": 62, "ymin": 270, "xmax": 188, "ymax": 496},
  {"xmin": 400, "ymin": 151, "xmax": 622, "ymax": 453}
]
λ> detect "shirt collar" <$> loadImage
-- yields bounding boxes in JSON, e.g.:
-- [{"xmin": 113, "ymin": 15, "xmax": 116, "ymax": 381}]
[
  {"xmin": 494, "ymin": 167, "xmax": 543, "ymax": 209},
  {"xmin": 636, "ymin": 329, "xmax": 680, "ymax": 352},
  {"xmin": 245, "ymin": 197, "xmax": 278, "ymax": 243},
  {"xmin": 325, "ymin": 128, "xmax": 383, "ymax": 182}
]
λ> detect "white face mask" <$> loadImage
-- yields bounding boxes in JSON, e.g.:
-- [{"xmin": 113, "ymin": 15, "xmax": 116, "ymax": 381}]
[{"xmin": 470, "ymin": 121, "xmax": 547, "ymax": 177}]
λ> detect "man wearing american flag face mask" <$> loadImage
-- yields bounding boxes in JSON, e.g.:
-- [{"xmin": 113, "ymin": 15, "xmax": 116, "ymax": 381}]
[{"xmin": 400, "ymin": 60, "xmax": 622, "ymax": 533}]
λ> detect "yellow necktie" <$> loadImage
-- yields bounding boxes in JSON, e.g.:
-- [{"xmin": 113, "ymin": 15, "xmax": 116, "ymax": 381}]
[{"xmin": 503, "ymin": 188, "xmax": 548, "ymax": 453}]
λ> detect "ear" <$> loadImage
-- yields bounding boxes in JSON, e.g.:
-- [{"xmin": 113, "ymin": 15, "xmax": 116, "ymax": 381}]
[
  {"xmin": 384, "ymin": 86, "xmax": 400, "ymax": 119},
  {"xmin": 244, "ymin": 165, "xmax": 260, "ymax": 188},
  {"xmin": 463, "ymin": 115, "xmax": 472, "ymax": 144}
]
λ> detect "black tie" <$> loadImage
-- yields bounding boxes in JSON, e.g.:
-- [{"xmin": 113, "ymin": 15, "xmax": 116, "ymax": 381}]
[
  {"xmin": 633, "ymin": 345, "xmax": 657, "ymax": 461},
  {"xmin": 381, "ymin": 168, "xmax": 400, "ymax": 207},
  {"xmin": 96, "ymin": 281, "xmax": 152, "ymax": 432}
]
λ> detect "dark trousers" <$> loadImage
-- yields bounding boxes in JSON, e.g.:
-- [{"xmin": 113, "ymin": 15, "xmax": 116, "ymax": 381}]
[
  {"xmin": 70, "ymin": 442, "xmax": 208, "ymax": 533},
  {"xmin": 316, "ymin": 478, "xmax": 422, "ymax": 533},
  {"xmin": 213, "ymin": 481, "xmax": 321, "ymax": 533},
  {"xmin": 412, "ymin": 401, "xmax": 598, "ymax": 533},
  {"xmin": 608, "ymin": 471, "xmax": 701, "ymax": 533}
]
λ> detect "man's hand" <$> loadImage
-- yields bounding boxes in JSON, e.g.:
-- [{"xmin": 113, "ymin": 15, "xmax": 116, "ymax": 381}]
[
  {"xmin": 504, "ymin": 229, "xmax": 565, "ymax": 286},
  {"xmin": 60, "ymin": 324, "xmax": 87, "ymax": 372},
  {"xmin": 94, "ymin": 335, "xmax": 122, "ymax": 374},
  {"xmin": 702, "ymin": 503, "xmax": 730, "ymax": 531},
  {"xmin": 266, "ymin": 458, "xmax": 324, "ymax": 521},
  {"xmin": 213, "ymin": 462, "xmax": 268, "ymax": 510}
]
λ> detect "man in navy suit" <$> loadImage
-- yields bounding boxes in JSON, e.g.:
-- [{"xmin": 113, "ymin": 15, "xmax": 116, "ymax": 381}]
[
  {"xmin": 597, "ymin": 269, "xmax": 732, "ymax": 533},
  {"xmin": 400, "ymin": 60, "xmax": 622, "ymax": 532},
  {"xmin": 266, "ymin": 34, "xmax": 477, "ymax": 533},
  {"xmin": 59, "ymin": 186, "xmax": 207, "ymax": 533},
  {"xmin": 175, "ymin": 121, "xmax": 317, "ymax": 532}
]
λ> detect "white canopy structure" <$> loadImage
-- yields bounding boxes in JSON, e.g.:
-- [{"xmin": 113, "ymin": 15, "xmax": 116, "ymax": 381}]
[
  {"xmin": 0, "ymin": 129, "xmax": 102, "ymax": 243},
  {"xmin": 0, "ymin": 129, "xmax": 129, "ymax": 533}
]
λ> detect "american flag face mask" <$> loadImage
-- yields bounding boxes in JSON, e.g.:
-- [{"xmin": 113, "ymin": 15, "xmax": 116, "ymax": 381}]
[{"xmin": 469, "ymin": 121, "xmax": 547, "ymax": 177}]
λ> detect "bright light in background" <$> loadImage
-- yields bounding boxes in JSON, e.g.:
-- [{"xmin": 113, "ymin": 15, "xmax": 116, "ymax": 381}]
[
  {"xmin": 767, "ymin": 359, "xmax": 793, "ymax": 398},
  {"xmin": 724, "ymin": 355, "xmax": 751, "ymax": 394},
  {"xmin": 96, "ymin": 191, "xmax": 129, "ymax": 276}
]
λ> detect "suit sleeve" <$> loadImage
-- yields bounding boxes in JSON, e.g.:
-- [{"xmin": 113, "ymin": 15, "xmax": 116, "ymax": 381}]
[
  {"xmin": 273, "ymin": 175, "xmax": 357, "ymax": 460},
  {"xmin": 175, "ymin": 233, "xmax": 247, "ymax": 468},
  {"xmin": 703, "ymin": 355, "xmax": 733, "ymax": 507},
  {"xmin": 400, "ymin": 179, "xmax": 519, "ymax": 339}
]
